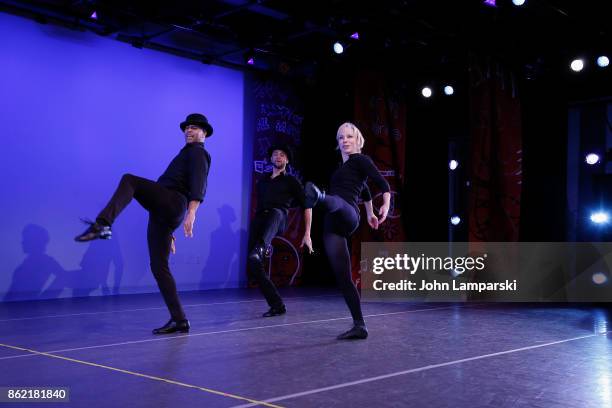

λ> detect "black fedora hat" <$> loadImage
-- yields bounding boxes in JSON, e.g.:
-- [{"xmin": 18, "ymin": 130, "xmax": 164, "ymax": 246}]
[
  {"xmin": 180, "ymin": 113, "xmax": 214, "ymax": 137},
  {"xmin": 267, "ymin": 143, "xmax": 293, "ymax": 163}
]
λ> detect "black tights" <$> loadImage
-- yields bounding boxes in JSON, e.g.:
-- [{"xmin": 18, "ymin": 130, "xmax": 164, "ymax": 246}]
[{"xmin": 319, "ymin": 195, "xmax": 365, "ymax": 326}]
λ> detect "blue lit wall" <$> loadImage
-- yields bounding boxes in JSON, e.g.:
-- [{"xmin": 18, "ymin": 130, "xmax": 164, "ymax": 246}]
[{"xmin": 0, "ymin": 12, "xmax": 250, "ymax": 301}]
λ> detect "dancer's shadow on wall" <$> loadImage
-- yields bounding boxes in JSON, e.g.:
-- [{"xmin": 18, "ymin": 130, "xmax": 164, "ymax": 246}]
[
  {"xmin": 4, "ymin": 224, "xmax": 65, "ymax": 301},
  {"xmin": 69, "ymin": 232, "xmax": 124, "ymax": 297},
  {"xmin": 200, "ymin": 205, "xmax": 244, "ymax": 289},
  {"xmin": 5, "ymin": 224, "xmax": 124, "ymax": 301}
]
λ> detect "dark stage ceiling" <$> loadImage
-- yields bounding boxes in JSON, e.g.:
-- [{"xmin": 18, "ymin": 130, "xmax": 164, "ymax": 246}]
[{"xmin": 1, "ymin": 0, "xmax": 610, "ymax": 89}]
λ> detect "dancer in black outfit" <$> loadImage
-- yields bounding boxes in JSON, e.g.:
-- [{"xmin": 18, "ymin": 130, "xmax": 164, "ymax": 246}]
[
  {"xmin": 248, "ymin": 144, "xmax": 313, "ymax": 317},
  {"xmin": 305, "ymin": 122, "xmax": 390, "ymax": 340},
  {"xmin": 74, "ymin": 113, "xmax": 213, "ymax": 335}
]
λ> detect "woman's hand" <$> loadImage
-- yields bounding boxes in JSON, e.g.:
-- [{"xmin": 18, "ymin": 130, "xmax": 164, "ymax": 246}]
[
  {"xmin": 301, "ymin": 235, "xmax": 314, "ymax": 254},
  {"xmin": 378, "ymin": 192, "xmax": 391, "ymax": 224},
  {"xmin": 368, "ymin": 214, "xmax": 379, "ymax": 230}
]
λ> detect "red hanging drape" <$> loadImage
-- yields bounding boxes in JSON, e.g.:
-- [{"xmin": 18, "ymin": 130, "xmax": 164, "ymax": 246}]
[
  {"xmin": 351, "ymin": 71, "xmax": 407, "ymax": 287},
  {"xmin": 468, "ymin": 58, "xmax": 522, "ymax": 242}
]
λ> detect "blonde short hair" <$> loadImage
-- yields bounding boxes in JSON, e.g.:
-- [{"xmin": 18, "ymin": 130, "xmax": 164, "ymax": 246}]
[{"xmin": 336, "ymin": 122, "xmax": 365, "ymax": 151}]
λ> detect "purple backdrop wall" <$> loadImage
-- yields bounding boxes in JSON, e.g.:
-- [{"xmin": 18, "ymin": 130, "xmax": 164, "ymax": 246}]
[{"xmin": 0, "ymin": 12, "xmax": 250, "ymax": 301}]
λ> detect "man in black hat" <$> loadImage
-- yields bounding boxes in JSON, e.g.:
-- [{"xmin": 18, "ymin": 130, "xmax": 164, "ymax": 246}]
[
  {"xmin": 248, "ymin": 143, "xmax": 313, "ymax": 317},
  {"xmin": 74, "ymin": 113, "xmax": 213, "ymax": 334}
]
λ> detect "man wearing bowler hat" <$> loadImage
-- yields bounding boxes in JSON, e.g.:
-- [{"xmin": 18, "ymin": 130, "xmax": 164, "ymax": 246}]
[
  {"xmin": 248, "ymin": 143, "xmax": 313, "ymax": 317},
  {"xmin": 75, "ymin": 113, "xmax": 213, "ymax": 334}
]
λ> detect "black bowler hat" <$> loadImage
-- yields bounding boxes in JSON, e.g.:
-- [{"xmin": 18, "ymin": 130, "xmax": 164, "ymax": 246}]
[
  {"xmin": 267, "ymin": 143, "xmax": 293, "ymax": 163},
  {"xmin": 180, "ymin": 113, "xmax": 214, "ymax": 137}
]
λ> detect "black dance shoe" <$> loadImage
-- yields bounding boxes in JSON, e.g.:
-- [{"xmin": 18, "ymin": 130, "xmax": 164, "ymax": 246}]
[
  {"xmin": 248, "ymin": 245, "xmax": 266, "ymax": 263},
  {"xmin": 152, "ymin": 319, "xmax": 190, "ymax": 335},
  {"xmin": 74, "ymin": 219, "xmax": 112, "ymax": 242},
  {"xmin": 262, "ymin": 304, "xmax": 287, "ymax": 317},
  {"xmin": 337, "ymin": 325, "xmax": 368, "ymax": 340},
  {"xmin": 304, "ymin": 182, "xmax": 325, "ymax": 209}
]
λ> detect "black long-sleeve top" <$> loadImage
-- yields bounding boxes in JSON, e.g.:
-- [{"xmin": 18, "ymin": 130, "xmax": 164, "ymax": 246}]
[
  {"xmin": 157, "ymin": 142, "xmax": 211, "ymax": 202},
  {"xmin": 256, "ymin": 172, "xmax": 306, "ymax": 214},
  {"xmin": 329, "ymin": 153, "xmax": 390, "ymax": 213}
]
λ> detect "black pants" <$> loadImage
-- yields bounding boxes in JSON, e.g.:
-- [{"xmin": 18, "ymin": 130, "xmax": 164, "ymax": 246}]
[
  {"xmin": 97, "ymin": 173, "xmax": 188, "ymax": 321},
  {"xmin": 319, "ymin": 195, "xmax": 364, "ymax": 326},
  {"xmin": 247, "ymin": 208, "xmax": 286, "ymax": 308}
]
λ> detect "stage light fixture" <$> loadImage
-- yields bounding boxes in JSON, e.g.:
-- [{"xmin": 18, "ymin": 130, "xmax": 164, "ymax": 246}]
[
  {"xmin": 570, "ymin": 59, "xmax": 584, "ymax": 72},
  {"xmin": 244, "ymin": 50, "xmax": 255, "ymax": 66},
  {"xmin": 596, "ymin": 56, "xmax": 609, "ymax": 68},
  {"xmin": 592, "ymin": 272, "xmax": 608, "ymax": 285},
  {"xmin": 333, "ymin": 42, "xmax": 344, "ymax": 54},
  {"xmin": 590, "ymin": 211, "xmax": 610, "ymax": 225},
  {"xmin": 421, "ymin": 87, "xmax": 432, "ymax": 98},
  {"xmin": 585, "ymin": 153, "xmax": 600, "ymax": 165}
]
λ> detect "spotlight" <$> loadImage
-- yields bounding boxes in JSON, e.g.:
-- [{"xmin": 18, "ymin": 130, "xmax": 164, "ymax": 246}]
[
  {"xmin": 592, "ymin": 272, "xmax": 608, "ymax": 285},
  {"xmin": 483, "ymin": 0, "xmax": 496, "ymax": 6},
  {"xmin": 350, "ymin": 32, "xmax": 359, "ymax": 40},
  {"xmin": 450, "ymin": 215, "xmax": 461, "ymax": 226},
  {"xmin": 585, "ymin": 153, "xmax": 600, "ymax": 165},
  {"xmin": 90, "ymin": 11, "xmax": 98, "ymax": 20},
  {"xmin": 333, "ymin": 42, "xmax": 344, "ymax": 54},
  {"xmin": 570, "ymin": 59, "xmax": 584, "ymax": 72},
  {"xmin": 596, "ymin": 56, "xmax": 610, "ymax": 68},
  {"xmin": 512, "ymin": 0, "xmax": 526, "ymax": 6},
  {"xmin": 590, "ymin": 211, "xmax": 610, "ymax": 225},
  {"xmin": 421, "ymin": 87, "xmax": 432, "ymax": 98},
  {"xmin": 449, "ymin": 160, "xmax": 459, "ymax": 170},
  {"xmin": 443, "ymin": 85, "xmax": 454, "ymax": 96},
  {"xmin": 244, "ymin": 50, "xmax": 255, "ymax": 65}
]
